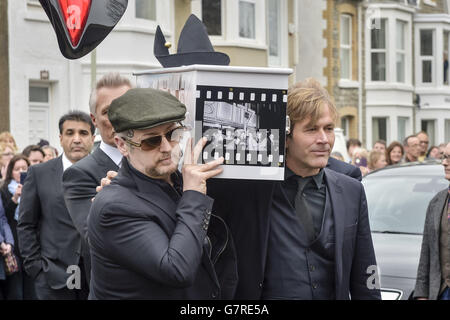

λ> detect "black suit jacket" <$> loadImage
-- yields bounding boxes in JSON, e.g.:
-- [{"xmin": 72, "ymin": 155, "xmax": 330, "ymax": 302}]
[
  {"xmin": 62, "ymin": 147, "xmax": 119, "ymax": 243},
  {"xmin": 207, "ymin": 168, "xmax": 380, "ymax": 300},
  {"xmin": 87, "ymin": 158, "xmax": 238, "ymax": 299},
  {"xmin": 327, "ymin": 157, "xmax": 362, "ymax": 181},
  {"xmin": 17, "ymin": 157, "xmax": 82, "ymax": 289}
]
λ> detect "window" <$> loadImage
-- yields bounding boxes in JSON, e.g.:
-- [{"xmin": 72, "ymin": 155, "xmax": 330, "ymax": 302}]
[
  {"xmin": 341, "ymin": 116, "xmax": 351, "ymax": 140},
  {"xmin": 239, "ymin": 0, "xmax": 256, "ymax": 39},
  {"xmin": 397, "ymin": 117, "xmax": 408, "ymax": 142},
  {"xmin": 421, "ymin": 119, "xmax": 435, "ymax": 146},
  {"xmin": 371, "ymin": 19, "xmax": 387, "ymax": 81},
  {"xmin": 340, "ymin": 14, "xmax": 352, "ymax": 80},
  {"xmin": 135, "ymin": 0, "xmax": 156, "ymax": 21},
  {"xmin": 202, "ymin": 0, "xmax": 222, "ymax": 36},
  {"xmin": 420, "ymin": 29, "xmax": 434, "ymax": 83},
  {"xmin": 29, "ymin": 84, "xmax": 50, "ymax": 144},
  {"xmin": 396, "ymin": 20, "xmax": 406, "ymax": 83},
  {"xmin": 372, "ymin": 117, "xmax": 387, "ymax": 142},
  {"xmin": 405, "ymin": 0, "xmax": 419, "ymax": 6}
]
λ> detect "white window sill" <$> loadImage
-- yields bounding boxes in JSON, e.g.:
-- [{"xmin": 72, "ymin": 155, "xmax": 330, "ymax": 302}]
[
  {"xmin": 211, "ymin": 40, "xmax": 267, "ymax": 51},
  {"xmin": 366, "ymin": 82, "xmax": 414, "ymax": 91},
  {"xmin": 423, "ymin": 0, "xmax": 437, "ymax": 7},
  {"xmin": 338, "ymin": 79, "xmax": 360, "ymax": 88}
]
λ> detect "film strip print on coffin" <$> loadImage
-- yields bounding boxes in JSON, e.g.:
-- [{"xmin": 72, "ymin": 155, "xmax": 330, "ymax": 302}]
[{"xmin": 196, "ymin": 85, "xmax": 287, "ymax": 167}]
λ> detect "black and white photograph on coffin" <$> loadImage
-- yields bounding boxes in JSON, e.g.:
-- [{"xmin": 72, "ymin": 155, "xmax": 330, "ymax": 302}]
[{"xmin": 197, "ymin": 86, "xmax": 286, "ymax": 169}]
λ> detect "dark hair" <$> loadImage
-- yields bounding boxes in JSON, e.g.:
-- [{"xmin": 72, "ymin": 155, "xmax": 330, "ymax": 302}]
[
  {"xmin": 3, "ymin": 154, "xmax": 30, "ymax": 187},
  {"xmin": 58, "ymin": 111, "xmax": 95, "ymax": 135},
  {"xmin": 37, "ymin": 139, "xmax": 49, "ymax": 147},
  {"xmin": 346, "ymin": 138, "xmax": 361, "ymax": 150},
  {"xmin": 426, "ymin": 146, "xmax": 439, "ymax": 158},
  {"xmin": 374, "ymin": 140, "xmax": 386, "ymax": 147},
  {"xmin": 22, "ymin": 145, "xmax": 45, "ymax": 158},
  {"xmin": 403, "ymin": 135, "xmax": 417, "ymax": 147},
  {"xmin": 386, "ymin": 141, "xmax": 404, "ymax": 165}
]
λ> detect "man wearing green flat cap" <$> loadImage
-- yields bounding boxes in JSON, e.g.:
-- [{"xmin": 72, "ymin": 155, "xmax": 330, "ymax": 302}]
[{"xmin": 87, "ymin": 88, "xmax": 238, "ymax": 299}]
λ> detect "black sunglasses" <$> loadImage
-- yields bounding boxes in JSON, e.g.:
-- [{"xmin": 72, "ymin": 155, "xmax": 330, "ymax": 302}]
[{"xmin": 122, "ymin": 125, "xmax": 187, "ymax": 151}]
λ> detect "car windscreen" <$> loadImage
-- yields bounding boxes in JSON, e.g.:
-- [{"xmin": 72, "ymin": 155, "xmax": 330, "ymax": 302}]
[{"xmin": 362, "ymin": 175, "xmax": 447, "ymax": 234}]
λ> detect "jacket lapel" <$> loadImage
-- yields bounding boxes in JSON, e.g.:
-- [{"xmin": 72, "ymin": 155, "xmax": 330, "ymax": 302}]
[
  {"xmin": 432, "ymin": 190, "xmax": 448, "ymax": 252},
  {"xmin": 323, "ymin": 168, "xmax": 345, "ymax": 295},
  {"xmin": 92, "ymin": 147, "xmax": 120, "ymax": 172}
]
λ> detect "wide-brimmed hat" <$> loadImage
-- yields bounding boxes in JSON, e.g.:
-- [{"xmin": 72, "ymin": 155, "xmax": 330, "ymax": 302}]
[{"xmin": 154, "ymin": 14, "xmax": 230, "ymax": 68}]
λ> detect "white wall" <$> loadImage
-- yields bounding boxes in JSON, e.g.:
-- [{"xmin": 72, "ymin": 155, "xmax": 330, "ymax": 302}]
[{"xmin": 296, "ymin": 0, "xmax": 327, "ymax": 86}]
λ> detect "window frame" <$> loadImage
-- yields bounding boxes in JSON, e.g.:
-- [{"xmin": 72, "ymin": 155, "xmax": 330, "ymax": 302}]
[
  {"xmin": 418, "ymin": 28, "xmax": 435, "ymax": 85},
  {"xmin": 340, "ymin": 14, "xmax": 353, "ymax": 80},
  {"xmin": 396, "ymin": 19, "xmax": 407, "ymax": 83},
  {"xmin": 370, "ymin": 18, "xmax": 388, "ymax": 82},
  {"xmin": 192, "ymin": 0, "xmax": 266, "ymax": 49}
]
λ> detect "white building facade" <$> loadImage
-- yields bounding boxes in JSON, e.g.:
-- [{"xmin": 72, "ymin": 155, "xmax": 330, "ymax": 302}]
[{"xmin": 8, "ymin": 0, "xmax": 174, "ymax": 152}]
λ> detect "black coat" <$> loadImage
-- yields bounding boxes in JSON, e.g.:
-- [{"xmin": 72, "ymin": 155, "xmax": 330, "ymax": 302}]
[
  {"xmin": 87, "ymin": 158, "xmax": 238, "ymax": 299},
  {"xmin": 62, "ymin": 147, "xmax": 120, "ymax": 283},
  {"xmin": 17, "ymin": 157, "xmax": 82, "ymax": 289},
  {"xmin": 207, "ymin": 161, "xmax": 379, "ymax": 300},
  {"xmin": 0, "ymin": 185, "xmax": 20, "ymax": 257}
]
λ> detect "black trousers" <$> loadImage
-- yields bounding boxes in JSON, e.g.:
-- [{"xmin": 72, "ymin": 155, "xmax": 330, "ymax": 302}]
[{"xmin": 34, "ymin": 259, "xmax": 89, "ymax": 300}]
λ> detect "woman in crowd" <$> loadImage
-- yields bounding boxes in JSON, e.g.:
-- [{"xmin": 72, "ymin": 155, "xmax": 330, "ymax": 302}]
[
  {"xmin": 0, "ymin": 197, "xmax": 16, "ymax": 299},
  {"xmin": 368, "ymin": 150, "xmax": 387, "ymax": 172},
  {"xmin": 0, "ymin": 132, "xmax": 18, "ymax": 154},
  {"xmin": 426, "ymin": 145, "xmax": 440, "ymax": 160},
  {"xmin": 386, "ymin": 141, "xmax": 404, "ymax": 166},
  {"xmin": 0, "ymin": 142, "xmax": 16, "ymax": 180},
  {"xmin": 0, "ymin": 155, "xmax": 30, "ymax": 300},
  {"xmin": 351, "ymin": 147, "xmax": 370, "ymax": 176}
]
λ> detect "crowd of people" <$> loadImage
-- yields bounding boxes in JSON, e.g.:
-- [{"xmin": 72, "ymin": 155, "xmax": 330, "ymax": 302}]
[
  {"xmin": 0, "ymin": 134, "xmax": 60, "ymax": 299},
  {"xmin": 0, "ymin": 72, "xmax": 447, "ymax": 300},
  {"xmin": 330, "ymin": 131, "xmax": 445, "ymax": 177}
]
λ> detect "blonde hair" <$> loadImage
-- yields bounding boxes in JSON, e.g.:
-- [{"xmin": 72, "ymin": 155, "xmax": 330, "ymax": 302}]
[
  {"xmin": 287, "ymin": 78, "xmax": 338, "ymax": 129},
  {"xmin": 0, "ymin": 131, "xmax": 18, "ymax": 152},
  {"xmin": 368, "ymin": 150, "xmax": 385, "ymax": 170},
  {"xmin": 351, "ymin": 147, "xmax": 368, "ymax": 165}
]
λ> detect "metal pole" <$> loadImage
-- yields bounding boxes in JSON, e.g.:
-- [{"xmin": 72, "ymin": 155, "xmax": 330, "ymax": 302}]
[{"xmin": 91, "ymin": 48, "xmax": 97, "ymax": 89}]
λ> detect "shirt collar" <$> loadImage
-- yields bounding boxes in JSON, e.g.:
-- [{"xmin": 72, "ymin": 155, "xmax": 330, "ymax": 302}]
[
  {"xmin": 285, "ymin": 166, "xmax": 325, "ymax": 190},
  {"xmin": 100, "ymin": 141, "xmax": 123, "ymax": 167},
  {"xmin": 62, "ymin": 153, "xmax": 74, "ymax": 172}
]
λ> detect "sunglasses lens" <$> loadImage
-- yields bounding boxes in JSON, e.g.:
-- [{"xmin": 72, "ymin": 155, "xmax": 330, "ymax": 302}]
[
  {"xmin": 167, "ymin": 127, "xmax": 184, "ymax": 142},
  {"xmin": 139, "ymin": 127, "xmax": 186, "ymax": 151},
  {"xmin": 141, "ymin": 136, "xmax": 162, "ymax": 151}
]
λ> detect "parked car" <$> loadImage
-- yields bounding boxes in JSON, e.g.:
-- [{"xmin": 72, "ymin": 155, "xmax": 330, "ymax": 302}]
[{"xmin": 362, "ymin": 161, "xmax": 447, "ymax": 300}]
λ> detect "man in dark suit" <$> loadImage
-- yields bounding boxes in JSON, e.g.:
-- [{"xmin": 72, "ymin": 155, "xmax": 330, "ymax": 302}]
[
  {"xmin": 63, "ymin": 74, "xmax": 131, "ymax": 286},
  {"xmin": 17, "ymin": 111, "xmax": 95, "ymax": 300},
  {"xmin": 327, "ymin": 156, "xmax": 362, "ymax": 181},
  {"xmin": 414, "ymin": 142, "xmax": 450, "ymax": 300},
  {"xmin": 63, "ymin": 73, "xmax": 131, "ymax": 245},
  {"xmin": 88, "ymin": 88, "xmax": 237, "ymax": 299},
  {"xmin": 208, "ymin": 78, "xmax": 380, "ymax": 299}
]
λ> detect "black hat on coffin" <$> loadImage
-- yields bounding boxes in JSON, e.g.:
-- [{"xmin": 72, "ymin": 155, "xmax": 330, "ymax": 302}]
[
  {"xmin": 39, "ymin": 0, "xmax": 128, "ymax": 59},
  {"xmin": 154, "ymin": 14, "xmax": 230, "ymax": 68}
]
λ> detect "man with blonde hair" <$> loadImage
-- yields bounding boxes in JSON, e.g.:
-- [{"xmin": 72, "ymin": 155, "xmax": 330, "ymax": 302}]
[
  {"xmin": 209, "ymin": 78, "xmax": 380, "ymax": 299},
  {"xmin": 62, "ymin": 72, "xmax": 132, "ymax": 287}
]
